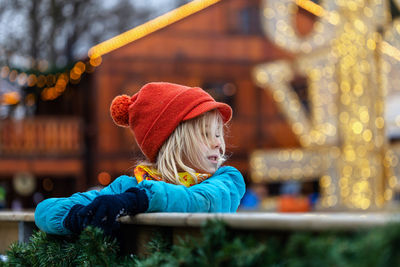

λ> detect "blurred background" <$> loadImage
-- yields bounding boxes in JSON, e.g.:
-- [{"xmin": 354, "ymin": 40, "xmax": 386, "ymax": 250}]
[{"xmin": 0, "ymin": 0, "xmax": 400, "ymax": 213}]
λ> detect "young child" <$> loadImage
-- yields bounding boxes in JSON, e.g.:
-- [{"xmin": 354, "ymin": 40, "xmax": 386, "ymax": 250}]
[{"xmin": 35, "ymin": 82, "xmax": 246, "ymax": 236}]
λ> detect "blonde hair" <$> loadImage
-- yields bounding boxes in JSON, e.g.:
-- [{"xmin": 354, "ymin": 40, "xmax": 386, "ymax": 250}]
[{"xmin": 140, "ymin": 109, "xmax": 226, "ymax": 185}]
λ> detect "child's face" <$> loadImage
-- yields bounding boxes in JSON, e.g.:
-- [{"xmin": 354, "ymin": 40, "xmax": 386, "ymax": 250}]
[
  {"xmin": 198, "ymin": 135, "xmax": 223, "ymax": 173},
  {"xmin": 186, "ymin": 120, "xmax": 224, "ymax": 174}
]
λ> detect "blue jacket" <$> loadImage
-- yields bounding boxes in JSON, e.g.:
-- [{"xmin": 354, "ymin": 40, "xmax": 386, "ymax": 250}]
[{"xmin": 35, "ymin": 166, "xmax": 245, "ymax": 235}]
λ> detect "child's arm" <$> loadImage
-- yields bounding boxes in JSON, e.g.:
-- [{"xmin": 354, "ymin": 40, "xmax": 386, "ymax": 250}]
[
  {"xmin": 35, "ymin": 166, "xmax": 245, "ymax": 235},
  {"xmin": 138, "ymin": 166, "xmax": 245, "ymax": 212},
  {"xmin": 34, "ymin": 175, "xmax": 137, "ymax": 235}
]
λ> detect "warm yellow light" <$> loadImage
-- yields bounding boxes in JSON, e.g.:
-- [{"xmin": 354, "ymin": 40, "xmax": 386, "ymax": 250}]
[
  {"xmin": 291, "ymin": 150, "xmax": 304, "ymax": 161},
  {"xmin": 362, "ymin": 130, "xmax": 372, "ymax": 142},
  {"xmin": 9, "ymin": 70, "xmax": 18, "ymax": 82},
  {"xmin": 17, "ymin": 73, "xmax": 27, "ymax": 86},
  {"xmin": 70, "ymin": 69, "xmax": 81, "ymax": 80},
  {"xmin": 1, "ymin": 66, "xmax": 10, "ymax": 78},
  {"xmin": 55, "ymin": 78, "xmax": 67, "ymax": 93},
  {"xmin": 320, "ymin": 175, "xmax": 331, "ymax": 187},
  {"xmin": 73, "ymin": 61, "xmax": 86, "ymax": 75},
  {"xmin": 46, "ymin": 74, "xmax": 56, "ymax": 86},
  {"xmin": 375, "ymin": 117, "xmax": 385, "ymax": 129},
  {"xmin": 295, "ymin": 0, "xmax": 324, "ymax": 17},
  {"xmin": 352, "ymin": 121, "xmax": 363, "ymax": 134},
  {"xmin": 395, "ymin": 115, "xmax": 400, "ymax": 127},
  {"xmin": 367, "ymin": 39, "xmax": 376, "ymax": 50},
  {"xmin": 381, "ymin": 41, "xmax": 400, "ymax": 62},
  {"xmin": 273, "ymin": 90, "xmax": 285, "ymax": 102},
  {"xmin": 292, "ymin": 122, "xmax": 304, "ymax": 134},
  {"xmin": 2, "ymin": 92, "xmax": 20, "ymax": 105},
  {"xmin": 88, "ymin": 0, "xmax": 221, "ymax": 59},
  {"xmin": 89, "ymin": 56, "xmax": 102, "ymax": 67},
  {"xmin": 27, "ymin": 74, "xmax": 37, "ymax": 87},
  {"xmin": 37, "ymin": 75, "xmax": 46, "ymax": 87},
  {"xmin": 25, "ymin": 93, "xmax": 35, "ymax": 106},
  {"xmin": 253, "ymin": 0, "xmax": 395, "ymax": 211},
  {"xmin": 363, "ymin": 7, "xmax": 373, "ymax": 17}
]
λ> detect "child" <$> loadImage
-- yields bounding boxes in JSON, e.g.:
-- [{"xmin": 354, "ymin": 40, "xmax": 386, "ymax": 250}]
[{"xmin": 35, "ymin": 82, "xmax": 246, "ymax": 236}]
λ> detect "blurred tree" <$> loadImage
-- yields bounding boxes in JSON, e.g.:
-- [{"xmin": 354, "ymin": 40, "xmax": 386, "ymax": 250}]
[
  {"xmin": 0, "ymin": 0, "xmax": 151, "ymax": 71},
  {"xmin": 174, "ymin": 0, "xmax": 192, "ymax": 7}
]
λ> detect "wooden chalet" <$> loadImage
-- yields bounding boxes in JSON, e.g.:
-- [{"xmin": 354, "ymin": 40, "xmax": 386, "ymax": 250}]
[
  {"xmin": 0, "ymin": 0, "xmax": 317, "ymax": 208},
  {"xmin": 89, "ymin": 0, "xmax": 311, "ymax": 186}
]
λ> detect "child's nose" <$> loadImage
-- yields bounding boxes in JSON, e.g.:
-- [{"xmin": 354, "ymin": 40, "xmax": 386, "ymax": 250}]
[{"xmin": 212, "ymin": 138, "xmax": 221, "ymax": 149}]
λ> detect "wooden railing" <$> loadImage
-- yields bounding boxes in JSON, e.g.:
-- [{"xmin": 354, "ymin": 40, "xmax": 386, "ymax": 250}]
[
  {"xmin": 0, "ymin": 117, "xmax": 83, "ymax": 156},
  {"xmin": 1, "ymin": 211, "xmax": 400, "ymax": 254}
]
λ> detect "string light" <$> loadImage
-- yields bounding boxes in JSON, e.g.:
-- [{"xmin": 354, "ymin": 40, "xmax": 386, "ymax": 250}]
[
  {"xmin": 381, "ymin": 41, "xmax": 400, "ymax": 62},
  {"xmin": 88, "ymin": 0, "xmax": 222, "ymax": 59},
  {"xmin": 0, "ymin": 60, "xmax": 92, "ymax": 103},
  {"xmin": 1, "ymin": 92, "xmax": 20, "ymax": 105},
  {"xmin": 295, "ymin": 0, "xmax": 325, "ymax": 17}
]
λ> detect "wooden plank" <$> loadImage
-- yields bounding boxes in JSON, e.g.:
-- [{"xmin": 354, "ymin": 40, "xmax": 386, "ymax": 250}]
[
  {"xmin": 120, "ymin": 212, "xmax": 400, "ymax": 231},
  {"xmin": 0, "ymin": 159, "xmax": 83, "ymax": 175},
  {"xmin": 0, "ymin": 221, "xmax": 19, "ymax": 254},
  {"xmin": 0, "ymin": 212, "xmax": 35, "ymax": 222}
]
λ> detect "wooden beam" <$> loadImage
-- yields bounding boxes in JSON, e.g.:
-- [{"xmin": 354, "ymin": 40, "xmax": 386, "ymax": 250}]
[{"xmin": 0, "ymin": 159, "xmax": 83, "ymax": 176}]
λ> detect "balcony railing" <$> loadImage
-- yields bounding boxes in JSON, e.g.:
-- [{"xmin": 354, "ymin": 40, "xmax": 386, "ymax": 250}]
[{"xmin": 0, "ymin": 117, "xmax": 83, "ymax": 156}]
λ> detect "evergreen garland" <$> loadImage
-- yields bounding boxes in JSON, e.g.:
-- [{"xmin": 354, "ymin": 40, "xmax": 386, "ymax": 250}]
[
  {"xmin": 2, "ymin": 220, "xmax": 400, "ymax": 266},
  {"xmin": 2, "ymin": 227, "xmax": 132, "ymax": 267}
]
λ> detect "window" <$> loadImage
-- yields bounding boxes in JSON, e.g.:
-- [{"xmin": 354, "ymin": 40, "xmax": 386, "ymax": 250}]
[{"xmin": 202, "ymin": 82, "xmax": 237, "ymax": 112}]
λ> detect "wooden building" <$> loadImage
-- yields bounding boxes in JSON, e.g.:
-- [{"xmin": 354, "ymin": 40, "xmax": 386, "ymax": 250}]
[
  {"xmin": 0, "ymin": 0, "xmax": 317, "ymax": 208},
  {"xmin": 89, "ymin": 0, "xmax": 307, "ymax": 186}
]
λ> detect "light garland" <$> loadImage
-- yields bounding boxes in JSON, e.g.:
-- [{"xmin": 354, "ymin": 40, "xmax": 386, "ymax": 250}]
[
  {"xmin": 295, "ymin": 0, "xmax": 325, "ymax": 17},
  {"xmin": 252, "ymin": 0, "xmax": 400, "ymax": 210},
  {"xmin": 382, "ymin": 41, "xmax": 400, "ymax": 62},
  {"xmin": 0, "ymin": 59, "xmax": 97, "ymax": 105},
  {"xmin": 88, "ymin": 0, "xmax": 222, "ymax": 59},
  {"xmin": 333, "ymin": 7, "xmax": 388, "ymax": 209}
]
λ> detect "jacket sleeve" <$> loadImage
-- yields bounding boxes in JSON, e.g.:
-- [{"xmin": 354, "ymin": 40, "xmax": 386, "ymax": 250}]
[
  {"xmin": 137, "ymin": 166, "xmax": 246, "ymax": 212},
  {"xmin": 34, "ymin": 175, "xmax": 137, "ymax": 235}
]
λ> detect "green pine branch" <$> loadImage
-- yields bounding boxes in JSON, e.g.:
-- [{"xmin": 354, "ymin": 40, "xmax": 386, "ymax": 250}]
[{"xmin": 3, "ymin": 220, "xmax": 400, "ymax": 266}]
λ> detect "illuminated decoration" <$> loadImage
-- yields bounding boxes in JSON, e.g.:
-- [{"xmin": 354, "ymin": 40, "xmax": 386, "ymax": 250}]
[
  {"xmin": 254, "ymin": 49, "xmax": 339, "ymax": 147},
  {"xmin": 251, "ymin": 147, "xmax": 340, "ymax": 182},
  {"xmin": 0, "ymin": 59, "xmax": 98, "ymax": 104},
  {"xmin": 382, "ymin": 18, "xmax": 400, "ymax": 97},
  {"xmin": 261, "ymin": 0, "xmax": 339, "ymax": 54},
  {"xmin": 88, "ymin": 0, "xmax": 221, "ymax": 59},
  {"xmin": 253, "ymin": 0, "xmax": 400, "ymax": 210},
  {"xmin": 1, "ymin": 91, "xmax": 21, "ymax": 105}
]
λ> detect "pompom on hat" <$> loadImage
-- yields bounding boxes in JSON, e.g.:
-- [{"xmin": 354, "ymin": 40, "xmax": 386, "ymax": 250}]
[{"xmin": 110, "ymin": 82, "xmax": 232, "ymax": 162}]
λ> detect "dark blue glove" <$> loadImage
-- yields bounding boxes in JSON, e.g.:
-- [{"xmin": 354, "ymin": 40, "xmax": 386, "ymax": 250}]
[{"xmin": 64, "ymin": 187, "xmax": 148, "ymax": 235}]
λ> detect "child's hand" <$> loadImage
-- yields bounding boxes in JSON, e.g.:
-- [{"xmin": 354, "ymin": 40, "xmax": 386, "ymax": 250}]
[{"xmin": 64, "ymin": 187, "xmax": 148, "ymax": 235}]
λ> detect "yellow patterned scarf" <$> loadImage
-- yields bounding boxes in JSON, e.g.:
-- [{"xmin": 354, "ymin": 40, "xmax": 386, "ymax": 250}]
[{"xmin": 134, "ymin": 165, "xmax": 211, "ymax": 187}]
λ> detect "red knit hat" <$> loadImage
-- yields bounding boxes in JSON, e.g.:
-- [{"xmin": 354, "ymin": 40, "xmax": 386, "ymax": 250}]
[{"xmin": 110, "ymin": 82, "xmax": 232, "ymax": 162}]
